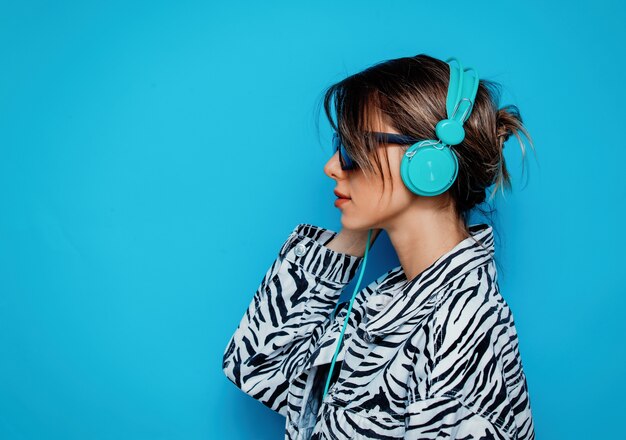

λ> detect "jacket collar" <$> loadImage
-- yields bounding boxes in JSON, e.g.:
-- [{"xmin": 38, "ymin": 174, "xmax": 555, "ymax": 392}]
[{"xmin": 363, "ymin": 223, "xmax": 495, "ymax": 338}]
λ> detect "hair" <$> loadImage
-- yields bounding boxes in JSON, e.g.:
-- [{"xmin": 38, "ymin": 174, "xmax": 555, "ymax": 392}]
[{"xmin": 313, "ymin": 53, "xmax": 536, "ymax": 241}]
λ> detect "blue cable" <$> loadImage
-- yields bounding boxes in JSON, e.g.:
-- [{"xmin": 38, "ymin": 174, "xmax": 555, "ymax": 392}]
[{"xmin": 322, "ymin": 228, "xmax": 373, "ymax": 400}]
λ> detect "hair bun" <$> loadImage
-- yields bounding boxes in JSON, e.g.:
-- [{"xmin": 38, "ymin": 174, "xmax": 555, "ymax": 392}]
[{"xmin": 496, "ymin": 106, "xmax": 519, "ymax": 149}]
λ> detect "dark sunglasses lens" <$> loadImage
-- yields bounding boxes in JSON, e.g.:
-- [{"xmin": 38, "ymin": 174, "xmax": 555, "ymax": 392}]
[
  {"xmin": 333, "ymin": 133, "xmax": 355, "ymax": 170},
  {"xmin": 341, "ymin": 144, "xmax": 355, "ymax": 170}
]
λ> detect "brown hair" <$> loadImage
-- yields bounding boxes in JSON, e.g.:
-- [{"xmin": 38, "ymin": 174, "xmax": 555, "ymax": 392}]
[{"xmin": 314, "ymin": 53, "xmax": 536, "ymax": 238}]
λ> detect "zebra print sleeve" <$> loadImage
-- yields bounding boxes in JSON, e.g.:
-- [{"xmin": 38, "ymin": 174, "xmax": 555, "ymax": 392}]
[
  {"xmin": 405, "ymin": 265, "xmax": 535, "ymax": 439},
  {"xmin": 222, "ymin": 223, "xmax": 364, "ymax": 417}
]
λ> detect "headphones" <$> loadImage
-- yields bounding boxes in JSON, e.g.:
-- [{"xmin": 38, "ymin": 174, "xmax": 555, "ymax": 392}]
[
  {"xmin": 400, "ymin": 57, "xmax": 480, "ymax": 196},
  {"xmin": 322, "ymin": 57, "xmax": 480, "ymax": 401}
]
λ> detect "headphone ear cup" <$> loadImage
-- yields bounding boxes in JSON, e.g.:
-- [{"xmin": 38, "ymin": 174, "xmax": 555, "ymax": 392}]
[{"xmin": 400, "ymin": 141, "xmax": 459, "ymax": 196}]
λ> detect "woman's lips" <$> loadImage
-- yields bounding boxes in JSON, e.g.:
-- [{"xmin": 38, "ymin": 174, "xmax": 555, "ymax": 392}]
[
  {"xmin": 334, "ymin": 189, "xmax": 350, "ymax": 199},
  {"xmin": 334, "ymin": 198, "xmax": 350, "ymax": 208},
  {"xmin": 333, "ymin": 189, "xmax": 350, "ymax": 208}
]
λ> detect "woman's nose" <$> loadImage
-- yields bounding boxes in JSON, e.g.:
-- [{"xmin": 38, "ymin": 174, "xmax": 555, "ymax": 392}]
[{"xmin": 324, "ymin": 150, "xmax": 346, "ymax": 180}]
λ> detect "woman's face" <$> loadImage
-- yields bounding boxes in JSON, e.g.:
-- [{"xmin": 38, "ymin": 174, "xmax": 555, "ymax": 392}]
[{"xmin": 323, "ymin": 128, "xmax": 417, "ymax": 232}]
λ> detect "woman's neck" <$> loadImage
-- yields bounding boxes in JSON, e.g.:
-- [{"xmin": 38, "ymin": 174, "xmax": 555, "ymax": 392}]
[{"xmin": 385, "ymin": 205, "xmax": 469, "ymax": 283}]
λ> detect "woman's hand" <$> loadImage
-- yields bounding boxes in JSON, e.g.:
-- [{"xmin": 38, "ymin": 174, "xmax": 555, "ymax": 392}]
[{"xmin": 326, "ymin": 227, "xmax": 382, "ymax": 257}]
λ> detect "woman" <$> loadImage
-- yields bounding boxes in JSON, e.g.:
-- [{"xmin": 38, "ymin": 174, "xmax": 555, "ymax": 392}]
[{"xmin": 222, "ymin": 54, "xmax": 535, "ymax": 439}]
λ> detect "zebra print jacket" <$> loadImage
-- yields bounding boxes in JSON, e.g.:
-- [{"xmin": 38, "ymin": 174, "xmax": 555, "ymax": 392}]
[{"xmin": 222, "ymin": 223, "xmax": 535, "ymax": 439}]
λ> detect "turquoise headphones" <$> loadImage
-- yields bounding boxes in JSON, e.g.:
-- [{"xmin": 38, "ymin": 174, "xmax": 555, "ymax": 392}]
[
  {"xmin": 322, "ymin": 56, "xmax": 480, "ymax": 400},
  {"xmin": 400, "ymin": 57, "xmax": 480, "ymax": 196}
]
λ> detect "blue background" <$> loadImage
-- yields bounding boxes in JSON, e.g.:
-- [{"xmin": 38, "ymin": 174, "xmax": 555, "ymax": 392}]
[{"xmin": 1, "ymin": 1, "xmax": 624, "ymax": 439}]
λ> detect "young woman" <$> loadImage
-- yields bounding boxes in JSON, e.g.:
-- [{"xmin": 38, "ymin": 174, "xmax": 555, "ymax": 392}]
[{"xmin": 222, "ymin": 54, "xmax": 536, "ymax": 439}]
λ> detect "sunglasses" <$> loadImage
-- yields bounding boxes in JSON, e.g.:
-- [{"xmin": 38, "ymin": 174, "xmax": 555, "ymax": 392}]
[{"xmin": 332, "ymin": 131, "xmax": 423, "ymax": 171}]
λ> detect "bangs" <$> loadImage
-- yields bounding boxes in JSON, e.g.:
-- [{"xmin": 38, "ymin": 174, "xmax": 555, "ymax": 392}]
[{"xmin": 320, "ymin": 76, "xmax": 390, "ymax": 178}]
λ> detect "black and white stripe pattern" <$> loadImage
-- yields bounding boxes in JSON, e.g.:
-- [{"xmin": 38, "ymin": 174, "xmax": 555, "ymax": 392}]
[{"xmin": 223, "ymin": 223, "xmax": 535, "ymax": 439}]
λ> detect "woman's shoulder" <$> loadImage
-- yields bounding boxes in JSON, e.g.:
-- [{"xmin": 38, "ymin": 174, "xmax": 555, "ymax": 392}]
[
  {"xmin": 434, "ymin": 258, "xmax": 506, "ymax": 316},
  {"xmin": 431, "ymin": 259, "xmax": 526, "ymax": 377},
  {"xmin": 430, "ymin": 259, "xmax": 523, "ymax": 356}
]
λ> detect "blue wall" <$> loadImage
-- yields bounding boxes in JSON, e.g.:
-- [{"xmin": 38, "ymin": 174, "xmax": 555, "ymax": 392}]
[{"xmin": 1, "ymin": 1, "xmax": 623, "ymax": 438}]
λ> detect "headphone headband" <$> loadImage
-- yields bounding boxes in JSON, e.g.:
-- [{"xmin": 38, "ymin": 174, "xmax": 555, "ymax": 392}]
[
  {"xmin": 433, "ymin": 57, "xmax": 480, "ymax": 147},
  {"xmin": 444, "ymin": 57, "xmax": 465, "ymax": 119},
  {"xmin": 445, "ymin": 57, "xmax": 479, "ymax": 127}
]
